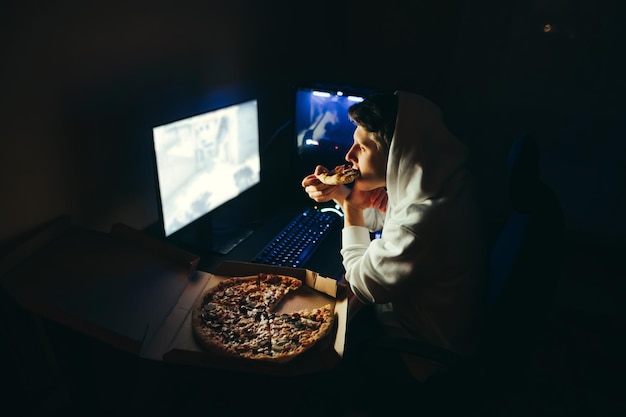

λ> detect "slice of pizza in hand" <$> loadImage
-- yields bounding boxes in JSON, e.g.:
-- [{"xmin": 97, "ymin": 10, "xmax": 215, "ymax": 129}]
[{"xmin": 316, "ymin": 164, "xmax": 360, "ymax": 185}]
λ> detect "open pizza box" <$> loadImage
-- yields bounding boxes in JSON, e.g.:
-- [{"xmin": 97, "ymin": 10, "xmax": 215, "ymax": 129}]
[
  {"xmin": 1, "ymin": 219, "xmax": 348, "ymax": 377},
  {"xmin": 160, "ymin": 261, "xmax": 349, "ymax": 376}
]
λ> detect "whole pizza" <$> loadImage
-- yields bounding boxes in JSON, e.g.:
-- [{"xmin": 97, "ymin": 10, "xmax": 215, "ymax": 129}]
[{"xmin": 192, "ymin": 272, "xmax": 336, "ymax": 363}]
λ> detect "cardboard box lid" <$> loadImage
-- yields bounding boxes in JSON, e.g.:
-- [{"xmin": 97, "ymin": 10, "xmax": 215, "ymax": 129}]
[
  {"xmin": 0, "ymin": 219, "xmax": 200, "ymax": 356},
  {"xmin": 161, "ymin": 261, "xmax": 348, "ymax": 376}
]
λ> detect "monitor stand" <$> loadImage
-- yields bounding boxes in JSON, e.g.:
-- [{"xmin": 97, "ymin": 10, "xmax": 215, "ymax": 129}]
[{"xmin": 190, "ymin": 214, "xmax": 253, "ymax": 255}]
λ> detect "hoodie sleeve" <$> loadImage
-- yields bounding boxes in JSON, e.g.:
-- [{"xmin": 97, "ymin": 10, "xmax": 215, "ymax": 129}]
[
  {"xmin": 341, "ymin": 208, "xmax": 426, "ymax": 304},
  {"xmin": 363, "ymin": 207, "xmax": 385, "ymax": 232}
]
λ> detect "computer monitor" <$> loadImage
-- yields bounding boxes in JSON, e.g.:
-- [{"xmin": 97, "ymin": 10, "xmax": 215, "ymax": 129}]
[
  {"xmin": 293, "ymin": 84, "xmax": 376, "ymax": 179},
  {"xmin": 152, "ymin": 98, "xmax": 260, "ymax": 254}
]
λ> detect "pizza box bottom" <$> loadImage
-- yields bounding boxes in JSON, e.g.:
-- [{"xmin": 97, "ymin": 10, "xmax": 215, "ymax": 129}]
[{"xmin": 161, "ymin": 261, "xmax": 348, "ymax": 376}]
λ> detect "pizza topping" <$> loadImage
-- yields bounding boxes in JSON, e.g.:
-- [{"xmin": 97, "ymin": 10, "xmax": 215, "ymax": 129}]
[
  {"xmin": 316, "ymin": 164, "xmax": 360, "ymax": 185},
  {"xmin": 192, "ymin": 273, "xmax": 335, "ymax": 363}
]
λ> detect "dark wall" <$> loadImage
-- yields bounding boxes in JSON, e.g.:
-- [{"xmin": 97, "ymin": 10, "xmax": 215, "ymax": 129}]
[
  {"xmin": 1, "ymin": 0, "xmax": 624, "ymax": 247},
  {"xmin": 444, "ymin": 0, "xmax": 626, "ymax": 239}
]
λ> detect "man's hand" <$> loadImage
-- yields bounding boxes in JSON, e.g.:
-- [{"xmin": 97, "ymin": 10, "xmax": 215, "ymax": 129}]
[
  {"xmin": 346, "ymin": 186, "xmax": 388, "ymax": 212},
  {"xmin": 301, "ymin": 165, "xmax": 350, "ymax": 204}
]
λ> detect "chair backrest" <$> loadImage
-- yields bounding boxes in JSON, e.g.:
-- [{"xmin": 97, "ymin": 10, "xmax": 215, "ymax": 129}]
[{"xmin": 481, "ymin": 134, "xmax": 566, "ymax": 373}]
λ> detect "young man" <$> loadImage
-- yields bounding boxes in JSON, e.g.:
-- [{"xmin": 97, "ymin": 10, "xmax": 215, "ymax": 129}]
[{"xmin": 301, "ymin": 91, "xmax": 488, "ymax": 382}]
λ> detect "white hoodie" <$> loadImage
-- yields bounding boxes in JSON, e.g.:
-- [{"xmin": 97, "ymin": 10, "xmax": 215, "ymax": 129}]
[{"xmin": 341, "ymin": 91, "xmax": 487, "ymax": 379}]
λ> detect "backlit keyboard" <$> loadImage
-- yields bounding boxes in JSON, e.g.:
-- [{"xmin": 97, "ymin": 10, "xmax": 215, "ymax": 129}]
[{"xmin": 251, "ymin": 206, "xmax": 342, "ymax": 268}]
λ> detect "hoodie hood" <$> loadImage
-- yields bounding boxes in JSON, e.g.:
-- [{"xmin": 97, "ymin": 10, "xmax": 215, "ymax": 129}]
[{"xmin": 386, "ymin": 91, "xmax": 469, "ymax": 206}]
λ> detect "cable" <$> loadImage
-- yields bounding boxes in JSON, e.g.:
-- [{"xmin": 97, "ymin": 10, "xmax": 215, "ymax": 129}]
[{"xmin": 261, "ymin": 118, "xmax": 292, "ymax": 154}]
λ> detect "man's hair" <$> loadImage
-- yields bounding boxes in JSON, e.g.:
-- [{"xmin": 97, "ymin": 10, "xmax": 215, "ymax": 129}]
[{"xmin": 347, "ymin": 92, "xmax": 398, "ymax": 151}]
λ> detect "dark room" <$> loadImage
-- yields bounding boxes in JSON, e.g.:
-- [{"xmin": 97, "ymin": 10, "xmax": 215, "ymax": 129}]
[{"xmin": 1, "ymin": 0, "xmax": 625, "ymax": 416}]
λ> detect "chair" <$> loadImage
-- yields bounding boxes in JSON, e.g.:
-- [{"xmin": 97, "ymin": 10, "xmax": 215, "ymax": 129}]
[
  {"xmin": 480, "ymin": 133, "xmax": 566, "ymax": 383},
  {"xmin": 357, "ymin": 133, "xmax": 567, "ymax": 415}
]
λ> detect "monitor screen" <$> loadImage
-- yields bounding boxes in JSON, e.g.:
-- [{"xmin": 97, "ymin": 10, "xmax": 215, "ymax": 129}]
[
  {"xmin": 152, "ymin": 99, "xmax": 260, "ymax": 239},
  {"xmin": 294, "ymin": 85, "xmax": 373, "ymax": 178}
]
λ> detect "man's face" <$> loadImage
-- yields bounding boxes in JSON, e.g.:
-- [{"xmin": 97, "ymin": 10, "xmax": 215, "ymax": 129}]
[{"xmin": 345, "ymin": 125, "xmax": 387, "ymax": 191}]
